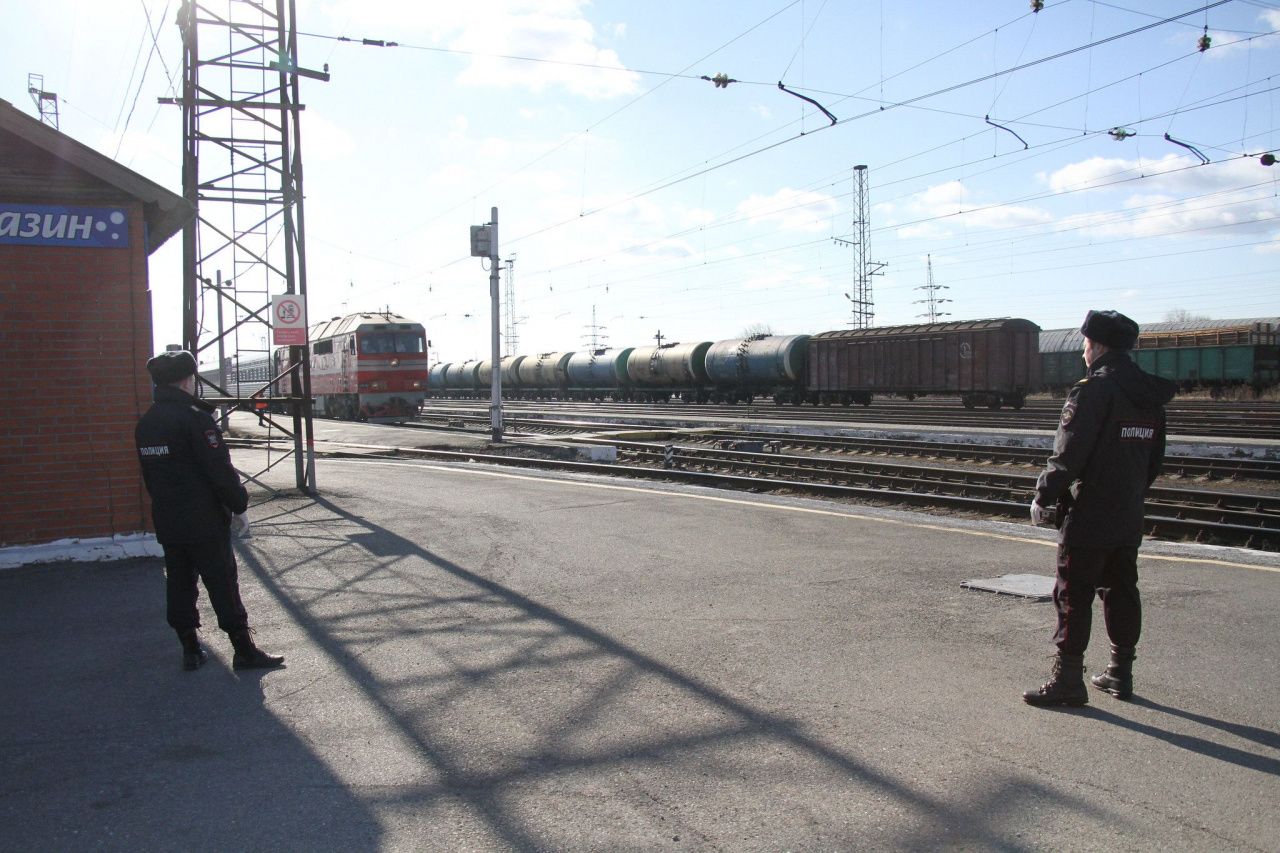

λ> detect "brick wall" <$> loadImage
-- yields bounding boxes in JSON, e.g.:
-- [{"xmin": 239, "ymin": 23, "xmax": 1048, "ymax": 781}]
[{"xmin": 0, "ymin": 199, "xmax": 155, "ymax": 546}]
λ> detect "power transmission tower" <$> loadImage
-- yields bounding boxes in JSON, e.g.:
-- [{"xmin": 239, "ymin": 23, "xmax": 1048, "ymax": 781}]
[
  {"xmin": 834, "ymin": 164, "xmax": 885, "ymax": 329},
  {"xmin": 583, "ymin": 305, "xmax": 608, "ymax": 349},
  {"xmin": 27, "ymin": 74, "xmax": 59, "ymax": 129},
  {"xmin": 914, "ymin": 254, "xmax": 951, "ymax": 322},
  {"xmin": 161, "ymin": 0, "xmax": 329, "ymax": 493},
  {"xmin": 503, "ymin": 255, "xmax": 518, "ymax": 355}
]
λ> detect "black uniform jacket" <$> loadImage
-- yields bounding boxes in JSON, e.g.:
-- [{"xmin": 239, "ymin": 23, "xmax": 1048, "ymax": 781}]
[
  {"xmin": 1035, "ymin": 351, "xmax": 1177, "ymax": 548},
  {"xmin": 135, "ymin": 384, "xmax": 248, "ymax": 545}
]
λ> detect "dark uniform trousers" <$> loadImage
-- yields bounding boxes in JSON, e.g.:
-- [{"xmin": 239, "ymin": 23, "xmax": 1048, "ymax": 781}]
[
  {"xmin": 163, "ymin": 535, "xmax": 249, "ymax": 635},
  {"xmin": 1053, "ymin": 543, "xmax": 1141, "ymax": 656}
]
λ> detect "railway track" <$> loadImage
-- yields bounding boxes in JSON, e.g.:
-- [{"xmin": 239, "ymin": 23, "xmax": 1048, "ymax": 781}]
[
  {"xmin": 421, "ymin": 398, "xmax": 1280, "ymax": 440},
  {"xmin": 393, "ymin": 416, "xmax": 1280, "ymax": 550},
  {"xmin": 411, "ymin": 412, "xmax": 1280, "ymax": 482}
]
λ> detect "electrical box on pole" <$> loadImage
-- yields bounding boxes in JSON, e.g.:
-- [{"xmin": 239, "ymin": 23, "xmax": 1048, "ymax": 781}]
[{"xmin": 471, "ymin": 212, "xmax": 504, "ymax": 441}]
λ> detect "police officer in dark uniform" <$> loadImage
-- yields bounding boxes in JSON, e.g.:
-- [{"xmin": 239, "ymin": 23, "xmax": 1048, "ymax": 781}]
[
  {"xmin": 135, "ymin": 350, "xmax": 284, "ymax": 672},
  {"xmin": 1023, "ymin": 310, "xmax": 1176, "ymax": 707}
]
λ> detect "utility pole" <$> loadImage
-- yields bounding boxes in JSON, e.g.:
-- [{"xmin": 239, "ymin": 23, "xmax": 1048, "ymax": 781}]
[
  {"xmin": 470, "ymin": 209, "xmax": 503, "ymax": 441},
  {"xmin": 654, "ymin": 329, "xmax": 664, "ymax": 347},
  {"xmin": 914, "ymin": 254, "xmax": 951, "ymax": 323},
  {"xmin": 835, "ymin": 164, "xmax": 886, "ymax": 329}
]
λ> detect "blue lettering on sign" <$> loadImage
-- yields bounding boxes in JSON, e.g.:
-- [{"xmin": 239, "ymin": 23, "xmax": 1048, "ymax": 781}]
[{"xmin": 0, "ymin": 203, "xmax": 130, "ymax": 248}]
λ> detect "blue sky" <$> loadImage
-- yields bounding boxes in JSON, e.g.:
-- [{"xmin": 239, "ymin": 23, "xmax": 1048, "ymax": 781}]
[{"xmin": 3, "ymin": 0, "xmax": 1278, "ymax": 364}]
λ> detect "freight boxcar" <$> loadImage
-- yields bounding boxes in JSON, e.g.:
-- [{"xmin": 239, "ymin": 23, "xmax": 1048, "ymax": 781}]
[{"xmin": 807, "ymin": 318, "xmax": 1040, "ymax": 408}]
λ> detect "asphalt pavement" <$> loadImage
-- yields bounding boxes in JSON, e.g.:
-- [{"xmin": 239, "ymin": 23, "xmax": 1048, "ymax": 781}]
[{"xmin": 1, "ymin": 433, "xmax": 1277, "ymax": 851}]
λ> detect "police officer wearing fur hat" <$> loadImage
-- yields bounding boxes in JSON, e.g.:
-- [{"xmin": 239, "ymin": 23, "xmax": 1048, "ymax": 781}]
[
  {"xmin": 1023, "ymin": 310, "xmax": 1176, "ymax": 707},
  {"xmin": 135, "ymin": 350, "xmax": 284, "ymax": 671}
]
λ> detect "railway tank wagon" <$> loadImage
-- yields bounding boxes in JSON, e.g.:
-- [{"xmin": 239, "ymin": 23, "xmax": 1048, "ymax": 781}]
[
  {"xmin": 625, "ymin": 341, "xmax": 714, "ymax": 402},
  {"xmin": 703, "ymin": 334, "xmax": 810, "ymax": 404},
  {"xmin": 515, "ymin": 351, "xmax": 574, "ymax": 399},
  {"xmin": 807, "ymin": 318, "xmax": 1040, "ymax": 408},
  {"xmin": 565, "ymin": 348, "xmax": 634, "ymax": 400},
  {"xmin": 427, "ymin": 362, "xmax": 450, "ymax": 397},
  {"xmin": 474, "ymin": 355, "xmax": 527, "ymax": 397}
]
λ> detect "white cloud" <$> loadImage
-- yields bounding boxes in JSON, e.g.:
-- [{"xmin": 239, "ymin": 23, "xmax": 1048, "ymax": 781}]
[
  {"xmin": 312, "ymin": 0, "xmax": 639, "ymax": 98},
  {"xmin": 735, "ymin": 188, "xmax": 838, "ymax": 233},
  {"xmin": 881, "ymin": 180, "xmax": 1050, "ymax": 240},
  {"xmin": 1045, "ymin": 156, "xmax": 1278, "ymax": 240},
  {"xmin": 1263, "ymin": 11, "xmax": 1280, "ymax": 30}
]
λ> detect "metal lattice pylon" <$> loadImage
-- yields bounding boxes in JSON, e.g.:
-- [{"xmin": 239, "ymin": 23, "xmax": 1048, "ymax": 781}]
[{"xmin": 165, "ymin": 0, "xmax": 325, "ymax": 492}]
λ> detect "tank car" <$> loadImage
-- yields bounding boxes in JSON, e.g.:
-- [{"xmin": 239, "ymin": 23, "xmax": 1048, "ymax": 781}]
[
  {"xmin": 514, "ymin": 352, "xmax": 574, "ymax": 398},
  {"xmin": 807, "ymin": 318, "xmax": 1040, "ymax": 408},
  {"xmin": 475, "ymin": 355, "xmax": 526, "ymax": 396},
  {"xmin": 445, "ymin": 360, "xmax": 482, "ymax": 397},
  {"xmin": 427, "ymin": 362, "xmax": 450, "ymax": 397},
  {"xmin": 625, "ymin": 341, "xmax": 713, "ymax": 402},
  {"xmin": 703, "ymin": 335, "xmax": 809, "ymax": 404},
  {"xmin": 564, "ymin": 348, "xmax": 634, "ymax": 400}
]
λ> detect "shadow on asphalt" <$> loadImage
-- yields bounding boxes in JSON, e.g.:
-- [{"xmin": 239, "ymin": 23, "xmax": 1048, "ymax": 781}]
[
  {"xmin": 1084, "ymin": 698, "xmax": 1280, "ymax": 776},
  {"xmin": 230, "ymin": 493, "xmax": 1113, "ymax": 848},
  {"xmin": 0, "ymin": 558, "xmax": 382, "ymax": 849}
]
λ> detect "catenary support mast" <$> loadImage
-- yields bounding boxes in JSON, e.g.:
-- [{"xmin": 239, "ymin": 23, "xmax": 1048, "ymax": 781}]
[{"xmin": 165, "ymin": 0, "xmax": 326, "ymax": 493}]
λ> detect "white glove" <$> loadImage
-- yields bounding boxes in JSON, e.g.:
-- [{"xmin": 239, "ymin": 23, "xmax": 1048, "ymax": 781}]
[
  {"xmin": 1030, "ymin": 500, "xmax": 1055, "ymax": 528},
  {"xmin": 230, "ymin": 512, "xmax": 251, "ymax": 538}
]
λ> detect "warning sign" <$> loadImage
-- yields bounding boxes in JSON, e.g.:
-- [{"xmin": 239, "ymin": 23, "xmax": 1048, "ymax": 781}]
[{"xmin": 272, "ymin": 294, "xmax": 307, "ymax": 345}]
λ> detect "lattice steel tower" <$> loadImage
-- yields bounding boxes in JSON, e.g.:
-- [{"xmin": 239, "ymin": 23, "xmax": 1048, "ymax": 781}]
[
  {"xmin": 503, "ymin": 256, "xmax": 518, "ymax": 356},
  {"xmin": 164, "ymin": 0, "xmax": 327, "ymax": 492},
  {"xmin": 845, "ymin": 164, "xmax": 885, "ymax": 329},
  {"xmin": 914, "ymin": 254, "xmax": 951, "ymax": 322}
]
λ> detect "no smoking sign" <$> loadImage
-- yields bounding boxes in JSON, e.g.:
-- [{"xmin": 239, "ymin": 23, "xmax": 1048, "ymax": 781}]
[{"xmin": 272, "ymin": 294, "xmax": 308, "ymax": 345}]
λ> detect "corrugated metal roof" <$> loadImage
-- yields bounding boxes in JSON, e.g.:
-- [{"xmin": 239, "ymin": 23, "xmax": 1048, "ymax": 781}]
[
  {"xmin": 812, "ymin": 317, "xmax": 1040, "ymax": 340},
  {"xmin": 1039, "ymin": 317, "xmax": 1279, "ymax": 353}
]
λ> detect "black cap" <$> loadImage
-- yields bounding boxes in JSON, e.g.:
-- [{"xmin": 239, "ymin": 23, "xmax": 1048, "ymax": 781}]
[
  {"xmin": 146, "ymin": 350, "xmax": 197, "ymax": 384},
  {"xmin": 1080, "ymin": 309, "xmax": 1139, "ymax": 351}
]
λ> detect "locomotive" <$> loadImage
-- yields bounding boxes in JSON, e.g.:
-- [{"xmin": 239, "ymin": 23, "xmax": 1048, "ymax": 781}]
[
  {"xmin": 201, "ymin": 312, "xmax": 429, "ymax": 422},
  {"xmin": 429, "ymin": 318, "xmax": 1041, "ymax": 409}
]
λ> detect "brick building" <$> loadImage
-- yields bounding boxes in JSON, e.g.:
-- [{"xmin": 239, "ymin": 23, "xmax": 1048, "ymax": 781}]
[{"xmin": 0, "ymin": 99, "xmax": 191, "ymax": 550}]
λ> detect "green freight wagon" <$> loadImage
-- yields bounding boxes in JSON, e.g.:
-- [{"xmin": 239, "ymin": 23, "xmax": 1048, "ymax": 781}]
[{"xmin": 1131, "ymin": 324, "xmax": 1278, "ymax": 390}]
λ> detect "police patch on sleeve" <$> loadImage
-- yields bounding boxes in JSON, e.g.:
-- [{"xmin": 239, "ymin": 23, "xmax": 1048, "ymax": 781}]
[
  {"xmin": 1060, "ymin": 401, "xmax": 1077, "ymax": 426},
  {"xmin": 204, "ymin": 429, "xmax": 221, "ymax": 448}
]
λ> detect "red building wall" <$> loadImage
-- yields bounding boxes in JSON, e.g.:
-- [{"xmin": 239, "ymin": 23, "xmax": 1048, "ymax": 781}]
[{"xmin": 0, "ymin": 181, "xmax": 156, "ymax": 546}]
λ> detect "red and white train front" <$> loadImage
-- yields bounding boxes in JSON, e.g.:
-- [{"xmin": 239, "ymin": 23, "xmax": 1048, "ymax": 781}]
[{"xmin": 281, "ymin": 312, "xmax": 428, "ymax": 422}]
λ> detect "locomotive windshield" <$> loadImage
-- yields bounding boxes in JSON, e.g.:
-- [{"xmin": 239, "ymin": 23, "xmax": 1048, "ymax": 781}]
[{"xmin": 359, "ymin": 332, "xmax": 424, "ymax": 354}]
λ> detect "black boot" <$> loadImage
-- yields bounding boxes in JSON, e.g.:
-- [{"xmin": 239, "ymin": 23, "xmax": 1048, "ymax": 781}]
[
  {"xmin": 178, "ymin": 629, "xmax": 207, "ymax": 671},
  {"xmin": 1091, "ymin": 645, "xmax": 1135, "ymax": 699},
  {"xmin": 229, "ymin": 629, "xmax": 285, "ymax": 670},
  {"xmin": 1023, "ymin": 653, "xmax": 1088, "ymax": 707}
]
